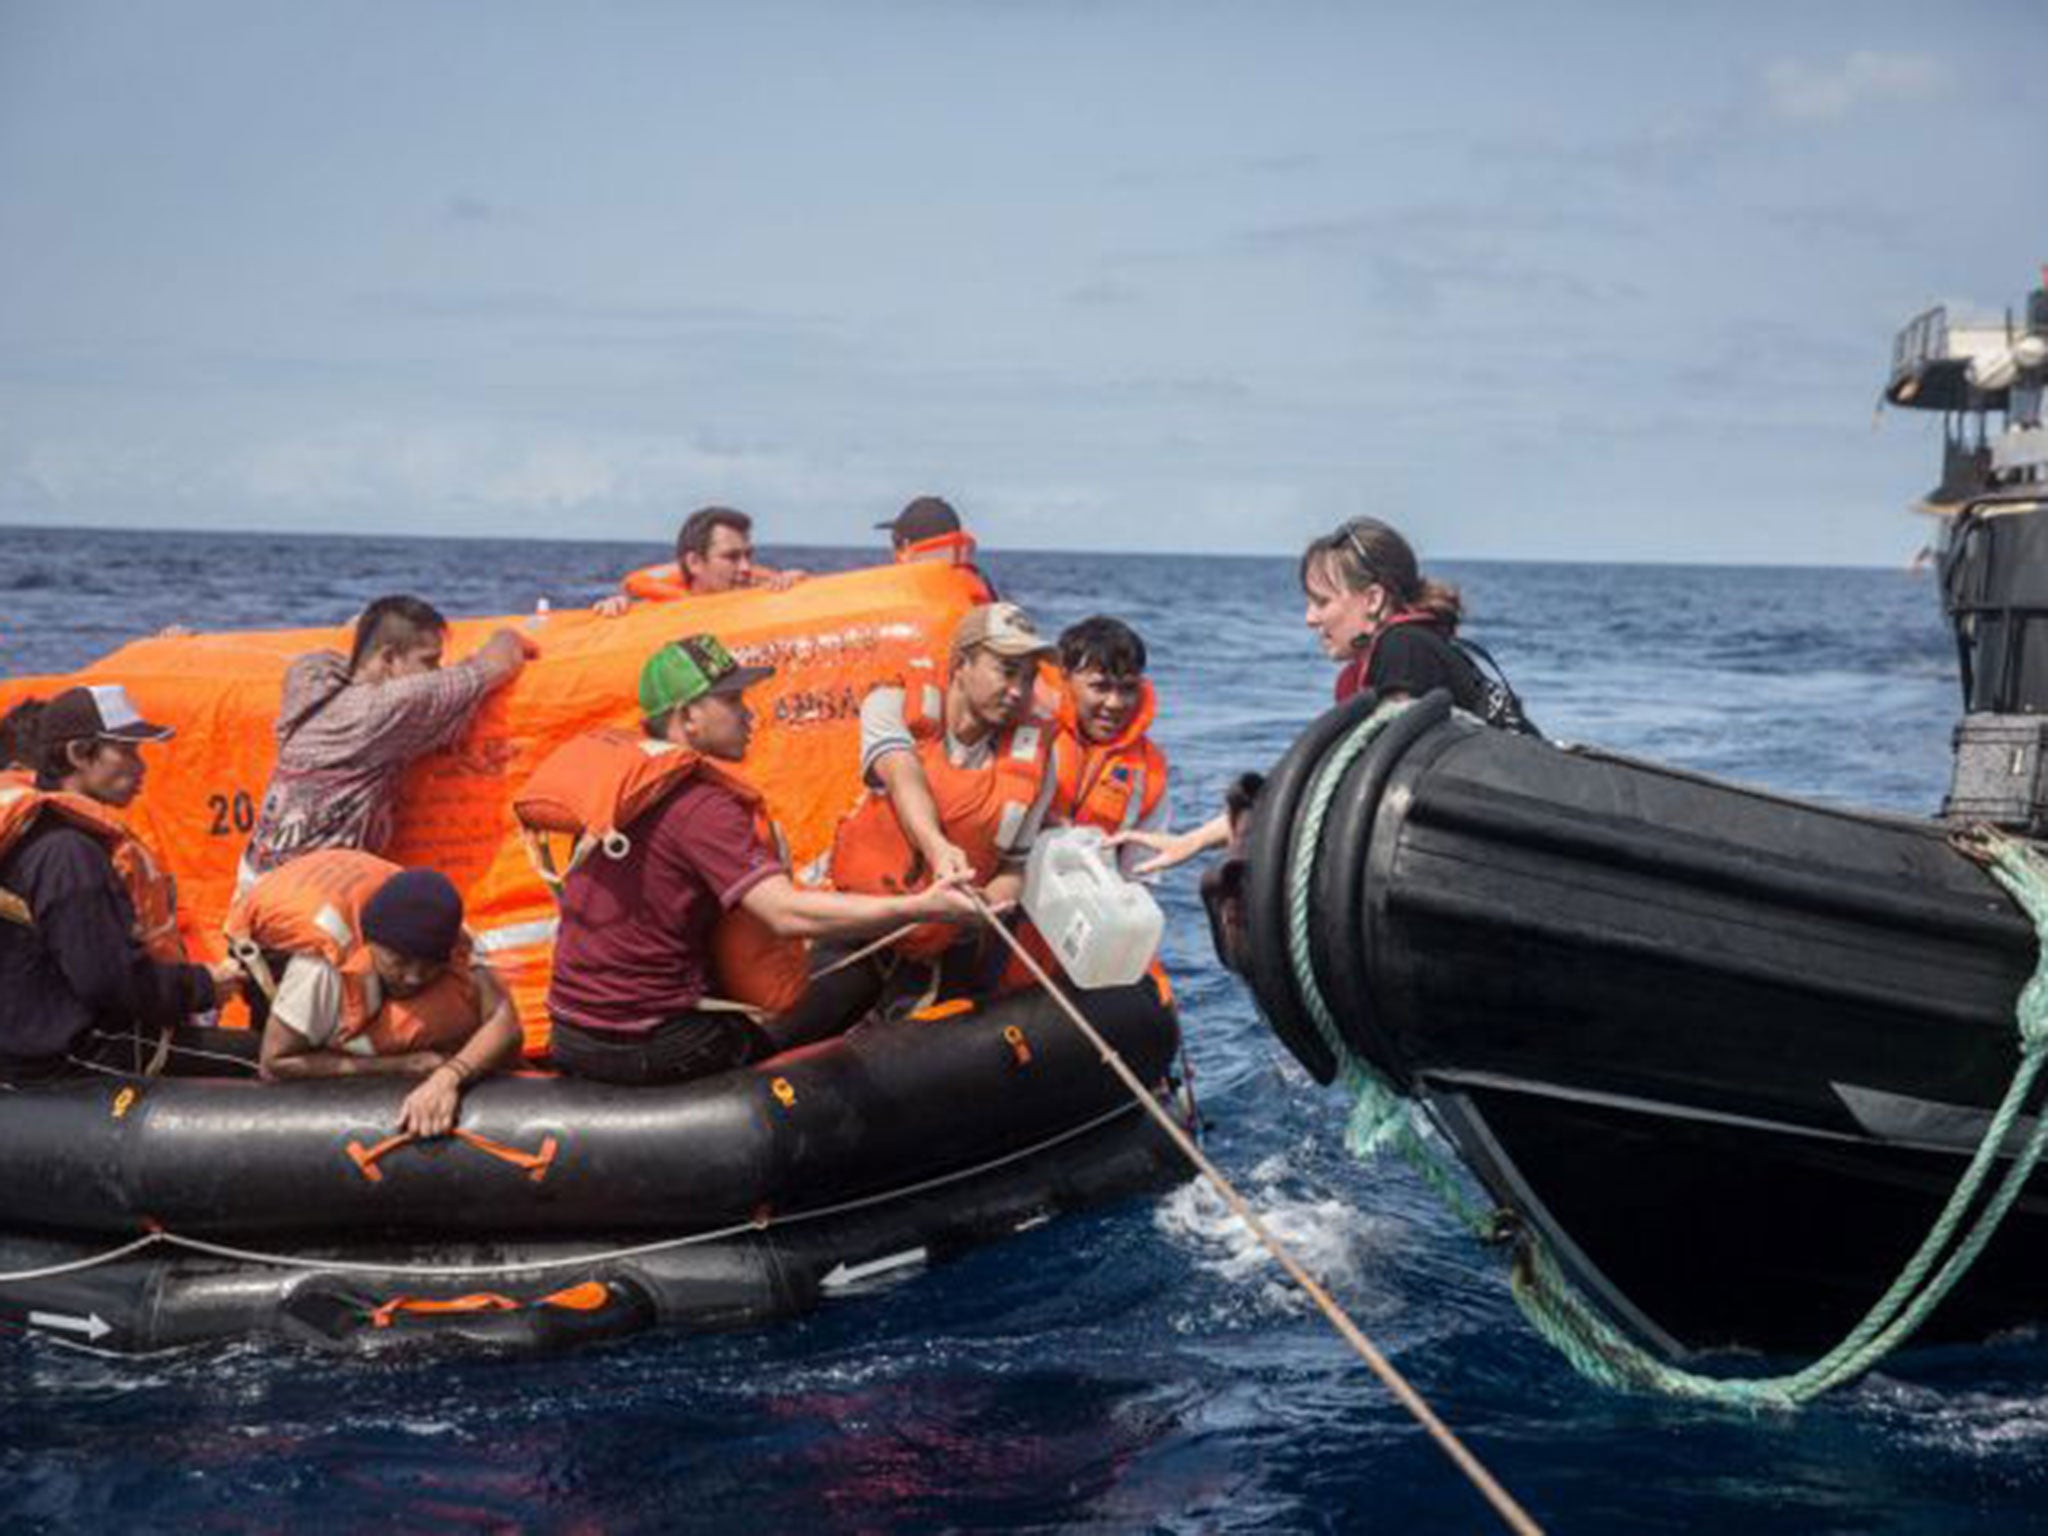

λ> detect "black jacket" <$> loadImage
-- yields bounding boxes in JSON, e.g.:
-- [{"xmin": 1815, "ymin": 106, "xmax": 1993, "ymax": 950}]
[{"xmin": 0, "ymin": 822, "xmax": 216, "ymax": 1075}]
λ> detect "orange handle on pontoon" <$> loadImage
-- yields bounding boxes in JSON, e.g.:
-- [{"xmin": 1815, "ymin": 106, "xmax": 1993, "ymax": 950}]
[{"xmin": 345, "ymin": 1127, "xmax": 559, "ymax": 1184}]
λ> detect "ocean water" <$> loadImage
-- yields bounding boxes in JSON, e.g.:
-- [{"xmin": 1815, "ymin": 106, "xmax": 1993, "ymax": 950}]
[{"xmin": 3, "ymin": 525, "xmax": 2035, "ymax": 1535}]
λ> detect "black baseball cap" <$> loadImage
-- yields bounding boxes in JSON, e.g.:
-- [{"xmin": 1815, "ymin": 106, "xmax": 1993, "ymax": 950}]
[
  {"xmin": 876, "ymin": 496, "xmax": 962, "ymax": 544},
  {"xmin": 39, "ymin": 685, "xmax": 174, "ymax": 746}
]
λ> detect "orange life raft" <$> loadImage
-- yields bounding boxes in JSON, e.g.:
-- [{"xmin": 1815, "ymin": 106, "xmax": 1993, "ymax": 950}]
[{"xmin": 0, "ymin": 560, "xmax": 989, "ymax": 1051}]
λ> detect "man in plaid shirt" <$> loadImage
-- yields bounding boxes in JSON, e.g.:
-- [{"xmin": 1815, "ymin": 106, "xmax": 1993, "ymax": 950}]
[{"xmin": 241, "ymin": 595, "xmax": 533, "ymax": 883}]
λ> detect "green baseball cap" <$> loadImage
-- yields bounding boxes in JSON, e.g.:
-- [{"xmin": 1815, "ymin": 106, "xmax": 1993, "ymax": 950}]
[{"xmin": 639, "ymin": 634, "xmax": 775, "ymax": 716}]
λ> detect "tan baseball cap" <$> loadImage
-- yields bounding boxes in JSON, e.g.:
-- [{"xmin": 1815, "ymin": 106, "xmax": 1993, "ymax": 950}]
[{"xmin": 951, "ymin": 602, "xmax": 1054, "ymax": 659}]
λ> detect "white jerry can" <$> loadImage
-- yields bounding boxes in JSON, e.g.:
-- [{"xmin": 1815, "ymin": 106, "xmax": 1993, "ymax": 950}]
[{"xmin": 1021, "ymin": 826, "xmax": 1166, "ymax": 989}]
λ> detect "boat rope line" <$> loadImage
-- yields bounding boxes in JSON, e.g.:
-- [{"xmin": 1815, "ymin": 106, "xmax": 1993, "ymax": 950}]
[
  {"xmin": 0, "ymin": 1103, "xmax": 1137, "ymax": 1286},
  {"xmin": 806, "ymin": 899, "xmax": 1020, "ymax": 985},
  {"xmin": 1283, "ymin": 701, "xmax": 2048, "ymax": 1409},
  {"xmin": 0, "ymin": 1234, "xmax": 164, "ymax": 1285},
  {"xmin": 1281, "ymin": 700, "xmax": 1496, "ymax": 1235},
  {"xmin": 966, "ymin": 889, "xmax": 1546, "ymax": 1536}
]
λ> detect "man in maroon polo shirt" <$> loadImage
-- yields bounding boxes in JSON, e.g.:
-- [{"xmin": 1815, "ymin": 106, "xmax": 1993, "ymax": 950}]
[{"xmin": 546, "ymin": 634, "xmax": 981, "ymax": 1087}]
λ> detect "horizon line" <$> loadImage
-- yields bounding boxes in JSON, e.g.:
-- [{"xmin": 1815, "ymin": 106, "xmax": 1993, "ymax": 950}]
[{"xmin": 0, "ymin": 519, "xmax": 1927, "ymax": 575}]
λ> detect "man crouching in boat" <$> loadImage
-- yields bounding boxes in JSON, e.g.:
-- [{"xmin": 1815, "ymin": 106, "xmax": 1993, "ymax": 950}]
[
  {"xmin": 230, "ymin": 853, "xmax": 522, "ymax": 1136},
  {"xmin": 823, "ymin": 602, "xmax": 1064, "ymax": 1005},
  {"xmin": 0, "ymin": 686, "xmax": 246, "ymax": 1084},
  {"xmin": 541, "ymin": 635, "xmax": 982, "ymax": 1086}
]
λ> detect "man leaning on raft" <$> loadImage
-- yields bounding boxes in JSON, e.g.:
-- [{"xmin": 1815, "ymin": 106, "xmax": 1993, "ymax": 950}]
[
  {"xmin": 240, "ymin": 594, "xmax": 534, "ymax": 886},
  {"xmin": 230, "ymin": 851, "xmax": 522, "ymax": 1136}
]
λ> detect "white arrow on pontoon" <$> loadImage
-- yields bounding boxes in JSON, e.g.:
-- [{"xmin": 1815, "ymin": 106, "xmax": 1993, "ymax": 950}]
[
  {"xmin": 820, "ymin": 1248, "xmax": 928, "ymax": 1291},
  {"xmin": 28, "ymin": 1310, "xmax": 111, "ymax": 1342}
]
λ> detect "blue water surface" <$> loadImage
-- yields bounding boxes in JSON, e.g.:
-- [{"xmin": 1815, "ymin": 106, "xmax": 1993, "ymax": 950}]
[{"xmin": 3, "ymin": 526, "xmax": 2036, "ymax": 1534}]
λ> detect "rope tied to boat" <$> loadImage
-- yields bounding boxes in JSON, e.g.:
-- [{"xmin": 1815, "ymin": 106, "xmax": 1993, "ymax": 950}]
[
  {"xmin": 963, "ymin": 887, "xmax": 1546, "ymax": 1536},
  {"xmin": 1282, "ymin": 699, "xmax": 2048, "ymax": 1408},
  {"xmin": 1282, "ymin": 699, "xmax": 1497, "ymax": 1234},
  {"xmin": 1502, "ymin": 824, "xmax": 2048, "ymax": 1406},
  {"xmin": 0, "ymin": 1101, "xmax": 1144, "ymax": 1292}
]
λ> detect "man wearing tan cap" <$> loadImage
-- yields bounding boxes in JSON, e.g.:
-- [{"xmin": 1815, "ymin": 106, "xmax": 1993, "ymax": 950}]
[{"xmin": 824, "ymin": 601, "xmax": 1067, "ymax": 993}]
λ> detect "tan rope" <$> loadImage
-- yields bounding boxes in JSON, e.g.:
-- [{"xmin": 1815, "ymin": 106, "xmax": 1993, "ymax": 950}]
[
  {"xmin": 807, "ymin": 922, "xmax": 918, "ymax": 982},
  {"xmin": 965, "ymin": 890, "xmax": 1544, "ymax": 1536},
  {"xmin": 807, "ymin": 897, "xmax": 1018, "ymax": 983}
]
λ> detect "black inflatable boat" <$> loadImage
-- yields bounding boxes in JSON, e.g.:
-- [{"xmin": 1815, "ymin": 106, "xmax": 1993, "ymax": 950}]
[
  {"xmin": 0, "ymin": 980, "xmax": 1183, "ymax": 1354},
  {"xmin": 1215, "ymin": 687, "xmax": 2046, "ymax": 1358},
  {"xmin": 1206, "ymin": 277, "xmax": 2048, "ymax": 1372}
]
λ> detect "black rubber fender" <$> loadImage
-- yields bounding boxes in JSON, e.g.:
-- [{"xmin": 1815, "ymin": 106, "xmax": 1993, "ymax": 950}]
[
  {"xmin": 1238, "ymin": 688, "xmax": 1383, "ymax": 1083},
  {"xmin": 1309, "ymin": 690, "xmax": 1456, "ymax": 1078}
]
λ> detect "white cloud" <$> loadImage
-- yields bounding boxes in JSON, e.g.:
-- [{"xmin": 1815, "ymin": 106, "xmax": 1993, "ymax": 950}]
[
  {"xmin": 0, "ymin": 421, "xmax": 866, "ymax": 529},
  {"xmin": 1763, "ymin": 51, "xmax": 1948, "ymax": 123}
]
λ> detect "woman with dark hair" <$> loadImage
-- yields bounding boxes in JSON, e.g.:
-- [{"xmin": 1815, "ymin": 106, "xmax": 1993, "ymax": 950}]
[
  {"xmin": 1301, "ymin": 518, "xmax": 1486, "ymax": 712},
  {"xmin": 1118, "ymin": 517, "xmax": 1490, "ymax": 875}
]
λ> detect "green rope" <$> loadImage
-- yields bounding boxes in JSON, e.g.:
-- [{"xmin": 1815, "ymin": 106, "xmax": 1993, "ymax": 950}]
[
  {"xmin": 1277, "ymin": 704, "xmax": 2048, "ymax": 1406},
  {"xmin": 1280, "ymin": 699, "xmax": 1493, "ymax": 1239}
]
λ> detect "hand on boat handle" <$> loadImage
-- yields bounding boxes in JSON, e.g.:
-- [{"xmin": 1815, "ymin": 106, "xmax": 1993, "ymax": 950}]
[{"xmin": 397, "ymin": 1063, "xmax": 464, "ymax": 1139}]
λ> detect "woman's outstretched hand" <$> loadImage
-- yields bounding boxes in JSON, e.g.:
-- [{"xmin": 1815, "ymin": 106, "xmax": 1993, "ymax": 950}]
[{"xmin": 1111, "ymin": 814, "xmax": 1231, "ymax": 877}]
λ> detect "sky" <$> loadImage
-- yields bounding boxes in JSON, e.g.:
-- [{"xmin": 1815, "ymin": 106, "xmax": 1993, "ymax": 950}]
[{"xmin": 0, "ymin": 0, "xmax": 2042, "ymax": 564}]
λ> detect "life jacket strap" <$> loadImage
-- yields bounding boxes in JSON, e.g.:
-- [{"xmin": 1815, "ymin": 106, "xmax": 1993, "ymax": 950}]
[{"xmin": 227, "ymin": 935, "xmax": 281, "ymax": 1003}]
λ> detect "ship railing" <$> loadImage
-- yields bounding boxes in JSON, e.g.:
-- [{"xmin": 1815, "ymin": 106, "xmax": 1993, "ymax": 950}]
[{"xmin": 1892, "ymin": 305, "xmax": 1948, "ymax": 386}]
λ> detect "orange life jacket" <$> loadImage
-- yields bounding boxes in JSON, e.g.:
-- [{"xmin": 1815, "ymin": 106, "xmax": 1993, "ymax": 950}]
[
  {"xmin": 512, "ymin": 728, "xmax": 809, "ymax": 1016},
  {"xmin": 0, "ymin": 777, "xmax": 186, "ymax": 962},
  {"xmin": 620, "ymin": 561, "xmax": 689, "ymax": 601},
  {"xmin": 896, "ymin": 531, "xmax": 976, "ymax": 568},
  {"xmin": 895, "ymin": 533, "xmax": 996, "ymax": 601},
  {"xmin": 223, "ymin": 849, "xmax": 481, "ymax": 1055},
  {"xmin": 1046, "ymin": 673, "xmax": 1169, "ymax": 835},
  {"xmin": 827, "ymin": 662, "xmax": 1061, "ymax": 960}
]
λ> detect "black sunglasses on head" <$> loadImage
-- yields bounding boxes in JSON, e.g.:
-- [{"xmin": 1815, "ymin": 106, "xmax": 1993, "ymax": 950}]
[{"xmin": 1340, "ymin": 524, "xmax": 1381, "ymax": 584}]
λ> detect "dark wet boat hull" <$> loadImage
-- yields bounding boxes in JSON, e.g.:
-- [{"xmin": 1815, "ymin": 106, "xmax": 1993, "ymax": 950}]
[
  {"xmin": 0, "ymin": 982, "xmax": 1185, "ymax": 1353},
  {"xmin": 1220, "ymin": 694, "xmax": 2048, "ymax": 1358}
]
